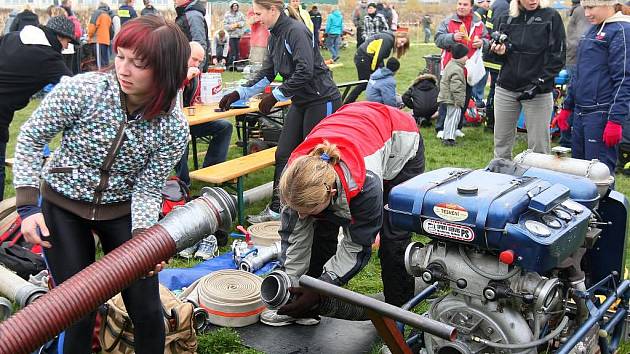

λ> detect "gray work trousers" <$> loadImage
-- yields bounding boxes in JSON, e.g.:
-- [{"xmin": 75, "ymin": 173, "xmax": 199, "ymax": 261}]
[{"xmin": 493, "ymin": 86, "xmax": 552, "ymax": 159}]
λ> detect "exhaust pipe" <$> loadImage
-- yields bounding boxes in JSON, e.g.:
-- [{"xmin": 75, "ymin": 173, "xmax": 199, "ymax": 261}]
[
  {"xmin": 0, "ymin": 187, "xmax": 235, "ymax": 354},
  {"xmin": 0, "ymin": 265, "xmax": 47, "ymax": 309}
]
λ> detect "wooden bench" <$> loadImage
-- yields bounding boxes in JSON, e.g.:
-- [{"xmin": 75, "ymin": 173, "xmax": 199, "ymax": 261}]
[{"xmin": 189, "ymin": 147, "xmax": 276, "ymax": 225}]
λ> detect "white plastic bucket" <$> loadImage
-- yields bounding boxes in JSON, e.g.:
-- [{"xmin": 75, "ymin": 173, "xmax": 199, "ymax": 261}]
[{"xmin": 200, "ymin": 72, "xmax": 223, "ymax": 104}]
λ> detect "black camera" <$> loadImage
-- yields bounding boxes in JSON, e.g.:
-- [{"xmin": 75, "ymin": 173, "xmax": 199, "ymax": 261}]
[{"xmin": 490, "ymin": 31, "xmax": 509, "ymax": 46}]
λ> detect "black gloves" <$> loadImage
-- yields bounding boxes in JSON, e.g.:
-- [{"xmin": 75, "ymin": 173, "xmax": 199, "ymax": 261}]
[
  {"xmin": 516, "ymin": 81, "xmax": 542, "ymax": 101},
  {"xmin": 277, "ymin": 287, "xmax": 321, "ymax": 318},
  {"xmin": 258, "ymin": 93, "xmax": 278, "ymax": 115},
  {"xmin": 218, "ymin": 91, "xmax": 240, "ymax": 111}
]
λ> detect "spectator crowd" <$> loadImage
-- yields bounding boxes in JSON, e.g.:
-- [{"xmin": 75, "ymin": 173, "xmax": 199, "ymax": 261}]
[{"xmin": 0, "ymin": 0, "xmax": 628, "ymax": 346}]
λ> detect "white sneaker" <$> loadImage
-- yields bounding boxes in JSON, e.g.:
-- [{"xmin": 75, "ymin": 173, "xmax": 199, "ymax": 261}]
[
  {"xmin": 259, "ymin": 309, "xmax": 320, "ymax": 327},
  {"xmin": 455, "ymin": 129, "xmax": 465, "ymax": 138},
  {"xmin": 194, "ymin": 235, "xmax": 219, "ymax": 260},
  {"xmin": 436, "ymin": 130, "xmax": 444, "ymax": 139},
  {"xmin": 178, "ymin": 245, "xmax": 197, "ymax": 259}
]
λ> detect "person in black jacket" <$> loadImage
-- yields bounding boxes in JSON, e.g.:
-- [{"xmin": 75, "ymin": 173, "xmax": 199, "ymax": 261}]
[
  {"xmin": 309, "ymin": 6, "xmax": 322, "ymax": 45},
  {"xmin": 489, "ymin": 0, "xmax": 565, "ymax": 159},
  {"xmin": 344, "ymin": 30, "xmax": 409, "ymax": 103},
  {"xmin": 0, "ymin": 16, "xmax": 76, "ymax": 201},
  {"xmin": 220, "ymin": 0, "xmax": 342, "ymax": 223},
  {"xmin": 10, "ymin": 4, "xmax": 40, "ymax": 32},
  {"xmin": 402, "ymin": 73, "xmax": 439, "ymax": 127},
  {"xmin": 175, "ymin": 0, "xmax": 209, "ymax": 71}
]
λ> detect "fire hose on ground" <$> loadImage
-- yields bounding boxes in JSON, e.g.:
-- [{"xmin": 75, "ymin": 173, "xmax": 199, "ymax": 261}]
[
  {"xmin": 0, "ymin": 264, "xmax": 48, "ymax": 310},
  {"xmin": 0, "ymin": 187, "xmax": 236, "ymax": 354}
]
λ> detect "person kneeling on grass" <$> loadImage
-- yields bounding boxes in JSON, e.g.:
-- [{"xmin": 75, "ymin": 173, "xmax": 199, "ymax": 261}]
[
  {"xmin": 260, "ymin": 101, "xmax": 425, "ymax": 326},
  {"xmin": 366, "ymin": 57, "xmax": 402, "ymax": 108},
  {"xmin": 437, "ymin": 43, "xmax": 468, "ymax": 146}
]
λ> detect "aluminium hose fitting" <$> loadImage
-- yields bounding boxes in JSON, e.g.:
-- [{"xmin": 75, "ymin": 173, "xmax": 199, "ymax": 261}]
[{"xmin": 260, "ymin": 270, "xmax": 298, "ymax": 310}]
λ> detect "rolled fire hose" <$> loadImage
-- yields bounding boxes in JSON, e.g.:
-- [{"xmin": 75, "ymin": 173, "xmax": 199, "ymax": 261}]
[
  {"xmin": 0, "ymin": 187, "xmax": 236, "ymax": 354},
  {"xmin": 0, "ymin": 297, "xmax": 11, "ymax": 321},
  {"xmin": 239, "ymin": 241, "xmax": 281, "ymax": 273},
  {"xmin": 247, "ymin": 221, "xmax": 281, "ymax": 247},
  {"xmin": 0, "ymin": 265, "xmax": 48, "ymax": 309},
  {"xmin": 181, "ymin": 270, "xmax": 264, "ymax": 327}
]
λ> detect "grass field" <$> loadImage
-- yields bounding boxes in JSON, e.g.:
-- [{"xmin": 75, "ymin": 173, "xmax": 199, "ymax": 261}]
[{"xmin": 7, "ymin": 43, "xmax": 630, "ymax": 354}]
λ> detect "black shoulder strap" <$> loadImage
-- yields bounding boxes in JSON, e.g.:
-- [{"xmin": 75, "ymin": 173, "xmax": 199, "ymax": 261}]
[{"xmin": 92, "ymin": 94, "xmax": 128, "ymax": 205}]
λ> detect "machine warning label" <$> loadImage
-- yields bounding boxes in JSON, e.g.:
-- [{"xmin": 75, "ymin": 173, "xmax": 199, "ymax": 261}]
[
  {"xmin": 433, "ymin": 203, "xmax": 468, "ymax": 222},
  {"xmin": 422, "ymin": 219, "xmax": 475, "ymax": 241}
]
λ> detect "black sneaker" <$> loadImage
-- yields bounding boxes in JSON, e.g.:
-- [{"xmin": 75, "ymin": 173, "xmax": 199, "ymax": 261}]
[{"xmin": 442, "ymin": 139, "xmax": 456, "ymax": 146}]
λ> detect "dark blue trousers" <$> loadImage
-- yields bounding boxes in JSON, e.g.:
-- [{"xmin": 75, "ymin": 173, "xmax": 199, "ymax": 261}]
[{"xmin": 572, "ymin": 110, "xmax": 618, "ymax": 175}]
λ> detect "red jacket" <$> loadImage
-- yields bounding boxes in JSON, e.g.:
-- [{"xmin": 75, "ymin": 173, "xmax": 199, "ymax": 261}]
[
  {"xmin": 435, "ymin": 13, "xmax": 488, "ymax": 70},
  {"xmin": 289, "ymin": 102, "xmax": 419, "ymax": 201}
]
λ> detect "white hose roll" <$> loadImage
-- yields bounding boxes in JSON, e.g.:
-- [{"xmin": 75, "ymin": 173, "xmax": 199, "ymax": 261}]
[
  {"xmin": 247, "ymin": 221, "xmax": 281, "ymax": 247},
  {"xmin": 181, "ymin": 270, "xmax": 264, "ymax": 327}
]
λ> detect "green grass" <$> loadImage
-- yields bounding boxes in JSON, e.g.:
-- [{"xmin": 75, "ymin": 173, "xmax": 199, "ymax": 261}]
[{"xmin": 8, "ymin": 43, "xmax": 630, "ymax": 353}]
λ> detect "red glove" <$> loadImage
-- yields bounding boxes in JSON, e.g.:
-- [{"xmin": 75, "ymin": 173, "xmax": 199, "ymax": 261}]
[
  {"xmin": 603, "ymin": 121, "xmax": 623, "ymax": 147},
  {"xmin": 554, "ymin": 109, "xmax": 572, "ymax": 131}
]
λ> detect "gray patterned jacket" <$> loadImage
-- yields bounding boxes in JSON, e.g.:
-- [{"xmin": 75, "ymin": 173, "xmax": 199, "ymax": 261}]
[{"xmin": 13, "ymin": 71, "xmax": 189, "ymax": 231}]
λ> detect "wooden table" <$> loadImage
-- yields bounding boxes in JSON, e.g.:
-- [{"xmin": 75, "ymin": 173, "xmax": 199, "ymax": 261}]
[
  {"xmin": 184, "ymin": 100, "xmax": 291, "ymax": 167},
  {"xmin": 327, "ymin": 62, "xmax": 344, "ymax": 70}
]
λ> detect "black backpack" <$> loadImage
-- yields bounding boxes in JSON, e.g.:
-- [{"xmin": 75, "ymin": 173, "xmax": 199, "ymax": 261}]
[{"xmin": 0, "ymin": 215, "xmax": 46, "ymax": 279}]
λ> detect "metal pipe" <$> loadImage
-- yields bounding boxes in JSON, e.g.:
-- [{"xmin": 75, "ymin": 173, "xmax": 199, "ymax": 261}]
[
  {"xmin": 0, "ymin": 297, "xmax": 11, "ymax": 321},
  {"xmin": 556, "ymin": 280, "xmax": 630, "ymax": 354},
  {"xmin": 299, "ymin": 275, "xmax": 457, "ymax": 341},
  {"xmin": 397, "ymin": 282, "xmax": 439, "ymax": 333},
  {"xmin": 242, "ymin": 181, "xmax": 273, "ymax": 206},
  {"xmin": 600, "ymin": 307, "xmax": 627, "ymax": 338},
  {"xmin": 0, "ymin": 187, "xmax": 235, "ymax": 354},
  {"xmin": 0, "ymin": 264, "xmax": 47, "ymax": 308}
]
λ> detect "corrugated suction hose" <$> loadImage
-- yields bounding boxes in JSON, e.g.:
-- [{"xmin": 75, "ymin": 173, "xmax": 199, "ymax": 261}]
[{"xmin": 0, "ymin": 187, "xmax": 235, "ymax": 354}]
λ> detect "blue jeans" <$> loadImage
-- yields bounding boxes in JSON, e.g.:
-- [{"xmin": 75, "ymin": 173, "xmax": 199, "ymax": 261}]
[
  {"xmin": 472, "ymin": 71, "xmax": 489, "ymax": 105},
  {"xmin": 326, "ymin": 34, "xmax": 341, "ymax": 60},
  {"xmin": 176, "ymin": 119, "xmax": 233, "ymax": 186},
  {"xmin": 95, "ymin": 43, "xmax": 109, "ymax": 69}
]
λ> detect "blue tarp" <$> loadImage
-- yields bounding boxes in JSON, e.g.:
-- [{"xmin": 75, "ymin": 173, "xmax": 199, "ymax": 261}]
[{"xmin": 159, "ymin": 252, "xmax": 277, "ymax": 291}]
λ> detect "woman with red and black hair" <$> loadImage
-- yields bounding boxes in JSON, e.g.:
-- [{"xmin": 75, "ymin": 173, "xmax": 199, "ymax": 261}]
[{"xmin": 13, "ymin": 16, "xmax": 190, "ymax": 353}]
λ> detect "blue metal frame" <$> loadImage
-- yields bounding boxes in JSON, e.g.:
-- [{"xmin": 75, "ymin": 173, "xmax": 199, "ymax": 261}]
[{"xmin": 557, "ymin": 277, "xmax": 630, "ymax": 354}]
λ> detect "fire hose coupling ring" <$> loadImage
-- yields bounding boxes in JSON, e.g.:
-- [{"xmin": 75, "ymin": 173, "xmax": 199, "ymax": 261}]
[
  {"xmin": 0, "ymin": 297, "xmax": 11, "ymax": 321},
  {"xmin": 161, "ymin": 187, "xmax": 236, "ymax": 251},
  {"xmin": 261, "ymin": 270, "xmax": 298, "ymax": 310}
]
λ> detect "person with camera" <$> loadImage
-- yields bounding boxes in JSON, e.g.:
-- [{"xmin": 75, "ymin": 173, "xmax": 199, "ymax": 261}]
[
  {"xmin": 556, "ymin": 0, "xmax": 630, "ymax": 174},
  {"xmin": 220, "ymin": 0, "xmax": 341, "ymax": 224},
  {"xmin": 489, "ymin": 0, "xmax": 566, "ymax": 159},
  {"xmin": 266, "ymin": 101, "xmax": 425, "ymax": 325}
]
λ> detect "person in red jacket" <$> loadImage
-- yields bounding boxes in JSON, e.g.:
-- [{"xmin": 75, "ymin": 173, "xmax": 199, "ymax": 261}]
[
  {"xmin": 259, "ymin": 102, "xmax": 425, "ymax": 326},
  {"xmin": 434, "ymin": 0, "xmax": 489, "ymax": 137}
]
